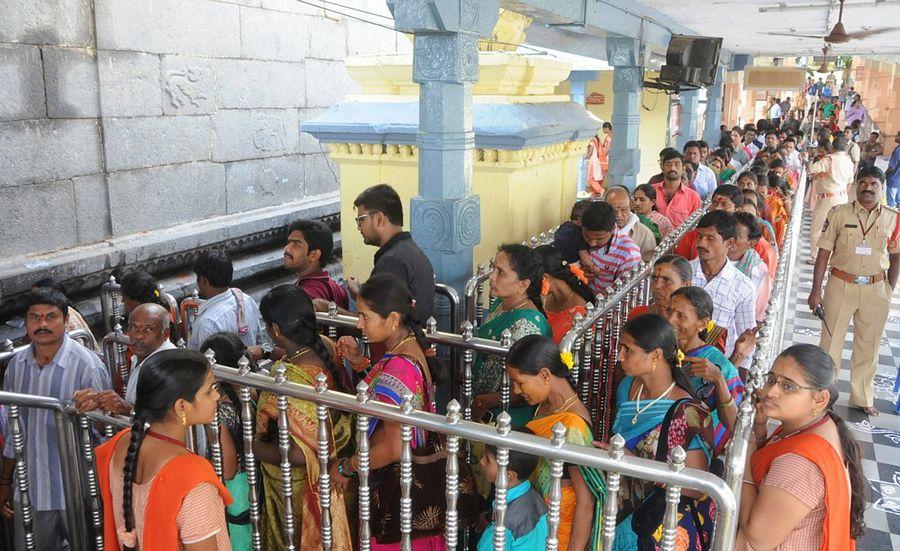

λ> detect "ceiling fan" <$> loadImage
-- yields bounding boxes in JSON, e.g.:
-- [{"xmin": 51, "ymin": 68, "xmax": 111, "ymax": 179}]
[{"xmin": 762, "ymin": 0, "xmax": 899, "ymax": 42}]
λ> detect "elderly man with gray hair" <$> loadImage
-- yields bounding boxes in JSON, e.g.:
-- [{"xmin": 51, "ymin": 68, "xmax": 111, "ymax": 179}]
[
  {"xmin": 604, "ymin": 186, "xmax": 657, "ymax": 262},
  {"xmin": 74, "ymin": 302, "xmax": 175, "ymax": 414}
]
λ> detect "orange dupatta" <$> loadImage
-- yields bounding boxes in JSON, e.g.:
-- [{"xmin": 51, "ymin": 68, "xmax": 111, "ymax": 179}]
[{"xmin": 751, "ymin": 432, "xmax": 854, "ymax": 551}]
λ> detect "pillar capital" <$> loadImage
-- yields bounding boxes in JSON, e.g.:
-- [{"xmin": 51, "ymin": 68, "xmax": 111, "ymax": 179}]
[
  {"xmin": 413, "ymin": 33, "xmax": 480, "ymax": 84},
  {"xmin": 388, "ymin": 0, "xmax": 499, "ymax": 35},
  {"xmin": 606, "ymin": 36, "xmax": 642, "ymax": 68}
]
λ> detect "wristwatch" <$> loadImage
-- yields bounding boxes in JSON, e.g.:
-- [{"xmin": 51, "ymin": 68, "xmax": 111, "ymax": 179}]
[{"xmin": 261, "ymin": 342, "xmax": 274, "ymax": 360}]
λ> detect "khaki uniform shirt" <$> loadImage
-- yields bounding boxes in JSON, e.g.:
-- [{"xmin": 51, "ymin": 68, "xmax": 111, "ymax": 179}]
[
  {"xmin": 809, "ymin": 152, "xmax": 854, "ymax": 195},
  {"xmin": 818, "ymin": 201, "xmax": 900, "ymax": 275}
]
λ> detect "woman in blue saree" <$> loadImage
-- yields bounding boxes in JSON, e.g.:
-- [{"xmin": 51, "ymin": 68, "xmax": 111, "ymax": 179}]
[
  {"xmin": 597, "ymin": 313, "xmax": 716, "ymax": 551},
  {"xmin": 471, "ymin": 244, "xmax": 551, "ymax": 428},
  {"xmin": 666, "ymin": 287, "xmax": 745, "ymax": 455}
]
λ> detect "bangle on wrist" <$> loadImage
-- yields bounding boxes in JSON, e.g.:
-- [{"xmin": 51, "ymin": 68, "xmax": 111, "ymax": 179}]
[{"xmin": 742, "ymin": 478, "xmax": 757, "ymax": 487}]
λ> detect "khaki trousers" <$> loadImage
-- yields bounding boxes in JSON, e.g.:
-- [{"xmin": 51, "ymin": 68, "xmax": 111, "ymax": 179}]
[
  {"xmin": 819, "ymin": 277, "xmax": 891, "ymax": 407},
  {"xmin": 809, "ymin": 194, "xmax": 846, "ymax": 262}
]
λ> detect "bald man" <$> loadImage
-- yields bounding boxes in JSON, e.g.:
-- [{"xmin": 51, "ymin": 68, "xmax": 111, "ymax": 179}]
[
  {"xmin": 74, "ymin": 303, "xmax": 175, "ymax": 414},
  {"xmin": 605, "ymin": 186, "xmax": 656, "ymax": 261}
]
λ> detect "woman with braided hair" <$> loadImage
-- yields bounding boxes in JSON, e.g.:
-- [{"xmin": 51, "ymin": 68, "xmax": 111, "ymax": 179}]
[
  {"xmin": 253, "ymin": 285, "xmax": 354, "ymax": 550},
  {"xmin": 94, "ymin": 349, "xmax": 232, "ymax": 550}
]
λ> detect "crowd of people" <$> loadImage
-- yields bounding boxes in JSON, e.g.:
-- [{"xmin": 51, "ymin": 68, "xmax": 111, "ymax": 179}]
[{"xmin": 0, "ymin": 96, "xmax": 896, "ymax": 551}]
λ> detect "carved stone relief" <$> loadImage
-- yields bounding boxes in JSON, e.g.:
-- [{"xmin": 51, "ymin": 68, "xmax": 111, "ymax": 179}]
[{"xmin": 252, "ymin": 113, "xmax": 288, "ymax": 152}]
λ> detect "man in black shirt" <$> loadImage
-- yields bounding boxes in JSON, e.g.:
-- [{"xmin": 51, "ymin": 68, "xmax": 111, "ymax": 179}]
[{"xmin": 351, "ymin": 184, "xmax": 435, "ymax": 321}]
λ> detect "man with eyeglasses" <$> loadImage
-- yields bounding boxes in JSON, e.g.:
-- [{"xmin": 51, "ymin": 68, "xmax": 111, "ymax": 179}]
[
  {"xmin": 0, "ymin": 288, "xmax": 110, "ymax": 550},
  {"xmin": 604, "ymin": 186, "xmax": 656, "ymax": 262},
  {"xmin": 351, "ymin": 183, "xmax": 435, "ymax": 322},
  {"xmin": 808, "ymin": 165, "xmax": 900, "ymax": 417}
]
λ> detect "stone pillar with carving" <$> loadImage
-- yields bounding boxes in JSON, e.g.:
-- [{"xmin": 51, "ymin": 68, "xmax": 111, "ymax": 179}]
[
  {"xmin": 387, "ymin": 0, "xmax": 500, "ymax": 293},
  {"xmin": 677, "ymin": 89, "xmax": 701, "ymax": 150},
  {"xmin": 606, "ymin": 37, "xmax": 643, "ymax": 190},
  {"xmin": 702, "ymin": 66, "xmax": 726, "ymax": 146}
]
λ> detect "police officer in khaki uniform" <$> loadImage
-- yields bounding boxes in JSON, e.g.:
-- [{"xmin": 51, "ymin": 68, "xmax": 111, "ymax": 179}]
[
  {"xmin": 808, "ymin": 135, "xmax": 854, "ymax": 263},
  {"xmin": 808, "ymin": 165, "xmax": 900, "ymax": 416}
]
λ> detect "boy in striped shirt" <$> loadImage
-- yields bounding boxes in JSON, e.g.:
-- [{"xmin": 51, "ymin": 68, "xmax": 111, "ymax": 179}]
[{"xmin": 577, "ymin": 201, "xmax": 643, "ymax": 296}]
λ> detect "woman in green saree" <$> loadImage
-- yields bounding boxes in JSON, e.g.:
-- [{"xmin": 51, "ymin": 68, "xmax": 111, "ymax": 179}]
[
  {"xmin": 254, "ymin": 285, "xmax": 355, "ymax": 550},
  {"xmin": 506, "ymin": 335, "xmax": 606, "ymax": 551},
  {"xmin": 472, "ymin": 244, "xmax": 551, "ymax": 428}
]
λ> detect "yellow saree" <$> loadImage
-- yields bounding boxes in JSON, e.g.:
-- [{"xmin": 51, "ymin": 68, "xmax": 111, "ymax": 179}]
[{"xmin": 256, "ymin": 360, "xmax": 354, "ymax": 550}]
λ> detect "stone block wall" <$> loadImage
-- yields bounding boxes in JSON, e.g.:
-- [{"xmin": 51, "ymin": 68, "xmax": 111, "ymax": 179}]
[{"xmin": 0, "ymin": 0, "xmax": 411, "ymax": 260}]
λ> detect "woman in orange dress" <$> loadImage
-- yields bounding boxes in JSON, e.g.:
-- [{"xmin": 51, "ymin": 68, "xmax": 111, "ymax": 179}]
[
  {"xmin": 535, "ymin": 245, "xmax": 596, "ymax": 344},
  {"xmin": 585, "ymin": 130, "xmax": 605, "ymax": 196},
  {"xmin": 95, "ymin": 349, "xmax": 232, "ymax": 550},
  {"xmin": 736, "ymin": 344, "xmax": 865, "ymax": 550}
]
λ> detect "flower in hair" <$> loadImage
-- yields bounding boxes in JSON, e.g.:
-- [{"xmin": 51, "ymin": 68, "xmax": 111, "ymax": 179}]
[
  {"xmin": 706, "ymin": 320, "xmax": 715, "ymax": 334},
  {"xmin": 676, "ymin": 349, "xmax": 685, "ymax": 366},
  {"xmin": 541, "ymin": 275, "xmax": 551, "ymax": 297},
  {"xmin": 560, "ymin": 351, "xmax": 574, "ymax": 370},
  {"xmin": 153, "ymin": 289, "xmax": 160, "ymax": 298},
  {"xmin": 568, "ymin": 264, "xmax": 589, "ymax": 285}
]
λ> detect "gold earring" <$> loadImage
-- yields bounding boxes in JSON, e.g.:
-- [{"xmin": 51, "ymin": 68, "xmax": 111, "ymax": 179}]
[
  {"xmin": 179, "ymin": 411, "xmax": 187, "ymax": 426},
  {"xmin": 651, "ymin": 359, "xmax": 658, "ymax": 372},
  {"xmin": 811, "ymin": 406, "xmax": 819, "ymax": 418}
]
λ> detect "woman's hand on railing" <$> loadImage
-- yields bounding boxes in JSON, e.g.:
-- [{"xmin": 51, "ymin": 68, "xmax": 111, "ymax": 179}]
[{"xmin": 751, "ymin": 392, "xmax": 769, "ymax": 446}]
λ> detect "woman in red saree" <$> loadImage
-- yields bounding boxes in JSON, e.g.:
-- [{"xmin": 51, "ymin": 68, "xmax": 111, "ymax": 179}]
[{"xmin": 736, "ymin": 344, "xmax": 865, "ymax": 550}]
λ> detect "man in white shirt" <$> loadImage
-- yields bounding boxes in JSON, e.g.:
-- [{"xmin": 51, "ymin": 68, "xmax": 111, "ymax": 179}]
[
  {"xmin": 604, "ymin": 186, "xmax": 656, "ymax": 261},
  {"xmin": 73, "ymin": 302, "xmax": 174, "ymax": 413},
  {"xmin": 690, "ymin": 211, "xmax": 758, "ymax": 374},
  {"xmin": 767, "ymin": 97, "xmax": 783, "ymax": 125},
  {"xmin": 188, "ymin": 249, "xmax": 261, "ymax": 350},
  {"xmin": 683, "ymin": 140, "xmax": 717, "ymax": 200}
]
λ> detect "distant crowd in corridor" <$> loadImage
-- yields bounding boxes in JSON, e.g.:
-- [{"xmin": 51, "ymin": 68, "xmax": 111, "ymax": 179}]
[{"xmin": 1, "ymin": 97, "xmax": 897, "ymax": 550}]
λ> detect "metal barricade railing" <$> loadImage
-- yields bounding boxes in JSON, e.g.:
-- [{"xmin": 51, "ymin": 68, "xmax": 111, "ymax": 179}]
[
  {"xmin": 99, "ymin": 275, "xmax": 123, "ymax": 336},
  {"xmin": 721, "ymin": 167, "xmax": 807, "ymax": 520},
  {"xmin": 558, "ymin": 163, "xmax": 753, "ymax": 441},
  {"xmin": 100, "ymin": 330, "xmax": 131, "ymax": 397},
  {"xmin": 0, "ymin": 392, "xmax": 89, "ymax": 551},
  {"xmin": 205, "ymin": 358, "xmax": 738, "ymax": 551},
  {"xmin": 178, "ymin": 289, "xmax": 205, "ymax": 345}
]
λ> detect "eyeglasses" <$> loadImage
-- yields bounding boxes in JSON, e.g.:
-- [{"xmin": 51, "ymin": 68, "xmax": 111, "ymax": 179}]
[
  {"xmin": 763, "ymin": 372, "xmax": 819, "ymax": 394},
  {"xmin": 354, "ymin": 211, "xmax": 377, "ymax": 227}
]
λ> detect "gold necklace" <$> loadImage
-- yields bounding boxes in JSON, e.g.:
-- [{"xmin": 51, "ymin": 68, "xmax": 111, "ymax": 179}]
[
  {"xmin": 535, "ymin": 394, "xmax": 579, "ymax": 419},
  {"xmin": 389, "ymin": 334, "xmax": 416, "ymax": 354},
  {"xmin": 285, "ymin": 346, "xmax": 312, "ymax": 364},
  {"xmin": 501, "ymin": 297, "xmax": 530, "ymax": 313}
]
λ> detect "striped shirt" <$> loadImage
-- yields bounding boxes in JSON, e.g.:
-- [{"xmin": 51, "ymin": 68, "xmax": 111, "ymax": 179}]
[
  {"xmin": 187, "ymin": 289, "xmax": 261, "ymax": 350},
  {"xmin": 585, "ymin": 232, "xmax": 642, "ymax": 294},
  {"xmin": 2, "ymin": 334, "xmax": 111, "ymax": 510},
  {"xmin": 691, "ymin": 259, "xmax": 757, "ymax": 370}
]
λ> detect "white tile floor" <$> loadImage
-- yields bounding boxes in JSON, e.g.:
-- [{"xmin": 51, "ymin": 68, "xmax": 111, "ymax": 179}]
[{"xmin": 781, "ymin": 212, "xmax": 900, "ymax": 550}]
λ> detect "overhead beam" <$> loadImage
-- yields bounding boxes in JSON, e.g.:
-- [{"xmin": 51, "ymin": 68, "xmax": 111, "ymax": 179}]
[{"xmin": 501, "ymin": 0, "xmax": 733, "ymax": 65}]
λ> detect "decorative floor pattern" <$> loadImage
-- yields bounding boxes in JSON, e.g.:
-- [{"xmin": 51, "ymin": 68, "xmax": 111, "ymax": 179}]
[{"xmin": 780, "ymin": 211, "xmax": 900, "ymax": 550}]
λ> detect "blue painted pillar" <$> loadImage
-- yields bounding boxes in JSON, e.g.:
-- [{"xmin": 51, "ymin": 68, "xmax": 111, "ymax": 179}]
[
  {"xmin": 568, "ymin": 70, "xmax": 600, "ymax": 191},
  {"xmin": 606, "ymin": 37, "xmax": 643, "ymax": 190},
  {"xmin": 703, "ymin": 66, "xmax": 726, "ymax": 145},
  {"xmin": 388, "ymin": 0, "xmax": 499, "ymax": 294},
  {"xmin": 677, "ymin": 89, "xmax": 700, "ymax": 150}
]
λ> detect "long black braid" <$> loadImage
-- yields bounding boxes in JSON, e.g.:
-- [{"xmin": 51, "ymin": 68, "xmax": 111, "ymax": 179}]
[
  {"xmin": 121, "ymin": 349, "xmax": 210, "ymax": 549},
  {"xmin": 259, "ymin": 285, "xmax": 349, "ymax": 393}
]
